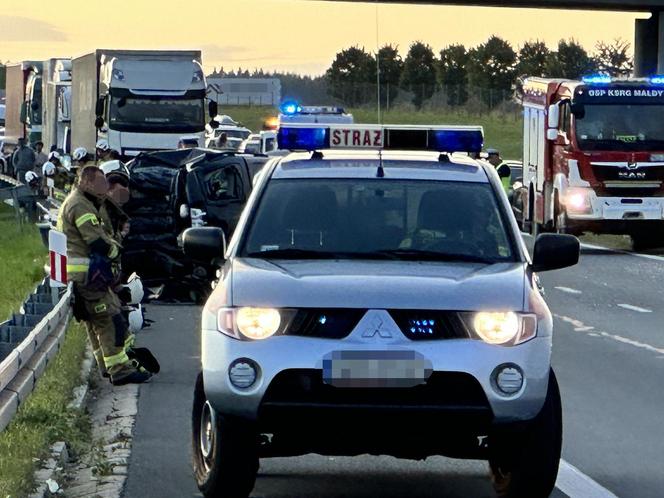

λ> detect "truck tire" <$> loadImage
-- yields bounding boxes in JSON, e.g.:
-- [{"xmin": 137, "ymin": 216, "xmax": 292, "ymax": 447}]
[
  {"xmin": 631, "ymin": 232, "xmax": 664, "ymax": 252},
  {"xmin": 192, "ymin": 373, "xmax": 259, "ymax": 498},
  {"xmin": 489, "ymin": 369, "xmax": 562, "ymax": 498}
]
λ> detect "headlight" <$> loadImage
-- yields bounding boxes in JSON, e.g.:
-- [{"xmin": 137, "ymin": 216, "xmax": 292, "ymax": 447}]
[
  {"xmin": 564, "ymin": 188, "xmax": 592, "ymax": 213},
  {"xmin": 236, "ymin": 307, "xmax": 281, "ymax": 340},
  {"xmin": 473, "ymin": 312, "xmax": 519, "ymax": 344},
  {"xmin": 470, "ymin": 312, "xmax": 537, "ymax": 345},
  {"xmin": 211, "ymin": 306, "xmax": 291, "ymax": 340}
]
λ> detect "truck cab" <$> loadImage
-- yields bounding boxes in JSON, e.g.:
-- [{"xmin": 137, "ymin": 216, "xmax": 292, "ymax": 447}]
[
  {"xmin": 523, "ymin": 76, "xmax": 664, "ymax": 248},
  {"xmin": 73, "ymin": 50, "xmax": 217, "ymax": 159}
]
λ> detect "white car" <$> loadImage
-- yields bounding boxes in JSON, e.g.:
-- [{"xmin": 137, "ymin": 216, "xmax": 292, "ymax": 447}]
[
  {"xmin": 238, "ymin": 131, "xmax": 277, "ymax": 155},
  {"xmin": 205, "ymin": 124, "xmax": 252, "ymax": 150},
  {"xmin": 183, "ymin": 124, "xmax": 580, "ymax": 498}
]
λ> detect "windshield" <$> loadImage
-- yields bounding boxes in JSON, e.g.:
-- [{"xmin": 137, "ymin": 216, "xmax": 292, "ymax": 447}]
[
  {"xmin": 575, "ymin": 104, "xmax": 664, "ymax": 151},
  {"xmin": 241, "ymin": 178, "xmax": 515, "ymax": 263},
  {"xmin": 216, "ymin": 129, "xmax": 251, "ymax": 139},
  {"xmin": 32, "ymin": 78, "xmax": 42, "ymax": 125},
  {"xmin": 110, "ymin": 96, "xmax": 204, "ymax": 133}
]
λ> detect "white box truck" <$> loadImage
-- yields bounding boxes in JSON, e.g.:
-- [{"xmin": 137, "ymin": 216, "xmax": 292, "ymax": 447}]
[
  {"xmin": 42, "ymin": 58, "xmax": 72, "ymax": 153},
  {"xmin": 71, "ymin": 49, "xmax": 217, "ymax": 158}
]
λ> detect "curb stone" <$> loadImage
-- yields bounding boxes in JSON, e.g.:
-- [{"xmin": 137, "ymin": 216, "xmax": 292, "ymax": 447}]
[{"xmin": 61, "ymin": 372, "xmax": 140, "ymax": 498}]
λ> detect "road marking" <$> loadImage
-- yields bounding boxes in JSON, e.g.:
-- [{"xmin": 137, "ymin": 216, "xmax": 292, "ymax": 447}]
[
  {"xmin": 555, "ymin": 314, "xmax": 664, "ymax": 355},
  {"xmin": 579, "ymin": 242, "xmax": 664, "ymax": 263},
  {"xmin": 556, "ymin": 314, "xmax": 587, "ymax": 330},
  {"xmin": 556, "ymin": 459, "xmax": 619, "ymax": 498},
  {"xmin": 599, "ymin": 332, "xmax": 664, "ymax": 355},
  {"xmin": 555, "ymin": 286, "xmax": 582, "ymax": 295},
  {"xmin": 617, "ymin": 303, "xmax": 652, "ymax": 313}
]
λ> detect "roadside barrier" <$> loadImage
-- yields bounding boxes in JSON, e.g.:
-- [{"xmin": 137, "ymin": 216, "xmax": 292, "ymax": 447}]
[{"xmin": 0, "ymin": 278, "xmax": 73, "ymax": 432}]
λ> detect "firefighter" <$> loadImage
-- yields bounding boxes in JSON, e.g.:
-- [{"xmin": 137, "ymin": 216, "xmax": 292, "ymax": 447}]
[
  {"xmin": 99, "ymin": 159, "xmax": 161, "ymax": 375},
  {"xmin": 486, "ymin": 148, "xmax": 502, "ymax": 167},
  {"xmin": 96, "ymin": 139, "xmax": 112, "ymax": 163},
  {"xmin": 56, "ymin": 165, "xmax": 151, "ymax": 385}
]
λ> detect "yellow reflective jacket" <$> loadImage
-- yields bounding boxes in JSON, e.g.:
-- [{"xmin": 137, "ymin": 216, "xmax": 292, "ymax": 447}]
[{"xmin": 55, "ymin": 188, "xmax": 120, "ymax": 283}]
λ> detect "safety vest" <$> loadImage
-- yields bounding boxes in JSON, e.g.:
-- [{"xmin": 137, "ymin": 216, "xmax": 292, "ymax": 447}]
[{"xmin": 56, "ymin": 188, "xmax": 120, "ymax": 283}]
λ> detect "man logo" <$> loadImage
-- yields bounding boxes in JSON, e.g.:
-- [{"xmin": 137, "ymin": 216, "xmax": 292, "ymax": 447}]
[
  {"xmin": 626, "ymin": 161, "xmax": 639, "ymax": 170},
  {"xmin": 618, "ymin": 171, "xmax": 646, "ymax": 179},
  {"xmin": 362, "ymin": 316, "xmax": 393, "ymax": 339}
]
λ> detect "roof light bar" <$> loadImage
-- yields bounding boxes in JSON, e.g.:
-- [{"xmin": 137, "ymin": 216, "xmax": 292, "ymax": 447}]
[
  {"xmin": 277, "ymin": 124, "xmax": 484, "ymax": 153},
  {"xmin": 582, "ymin": 74, "xmax": 613, "ymax": 85}
]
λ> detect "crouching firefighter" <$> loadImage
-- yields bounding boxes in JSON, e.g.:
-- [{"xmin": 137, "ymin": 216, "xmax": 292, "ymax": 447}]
[
  {"xmin": 100, "ymin": 159, "xmax": 160, "ymax": 375},
  {"xmin": 56, "ymin": 165, "xmax": 152, "ymax": 385}
]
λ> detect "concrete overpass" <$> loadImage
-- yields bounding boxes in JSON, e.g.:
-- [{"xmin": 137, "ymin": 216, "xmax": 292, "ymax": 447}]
[{"xmin": 327, "ymin": 0, "xmax": 664, "ymax": 76}]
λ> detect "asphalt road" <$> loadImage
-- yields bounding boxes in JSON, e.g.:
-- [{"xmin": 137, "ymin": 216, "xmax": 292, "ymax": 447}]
[{"xmin": 123, "ymin": 240, "xmax": 664, "ymax": 498}]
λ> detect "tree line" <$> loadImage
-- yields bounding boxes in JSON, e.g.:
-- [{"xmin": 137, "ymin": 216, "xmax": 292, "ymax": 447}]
[
  {"xmin": 209, "ymin": 37, "xmax": 633, "ymax": 110},
  {"xmin": 325, "ymin": 37, "xmax": 633, "ymax": 108}
]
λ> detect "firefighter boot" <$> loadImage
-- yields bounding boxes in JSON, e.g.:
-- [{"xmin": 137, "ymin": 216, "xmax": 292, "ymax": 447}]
[{"xmin": 85, "ymin": 323, "xmax": 108, "ymax": 378}]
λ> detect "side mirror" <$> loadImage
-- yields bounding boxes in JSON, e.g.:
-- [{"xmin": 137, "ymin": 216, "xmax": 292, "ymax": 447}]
[
  {"xmin": 208, "ymin": 100, "xmax": 218, "ymax": 118},
  {"xmin": 95, "ymin": 116, "xmax": 105, "ymax": 130},
  {"xmin": 532, "ymin": 233, "xmax": 579, "ymax": 272},
  {"xmin": 209, "ymin": 119, "xmax": 220, "ymax": 130},
  {"xmin": 497, "ymin": 164, "xmax": 511, "ymax": 179},
  {"xmin": 95, "ymin": 96, "xmax": 105, "ymax": 116},
  {"xmin": 546, "ymin": 128, "xmax": 558, "ymax": 141},
  {"xmin": 182, "ymin": 227, "xmax": 226, "ymax": 262},
  {"xmin": 547, "ymin": 104, "xmax": 560, "ymax": 129}
]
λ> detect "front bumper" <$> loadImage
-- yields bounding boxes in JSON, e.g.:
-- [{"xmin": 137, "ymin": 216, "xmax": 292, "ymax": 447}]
[
  {"xmin": 202, "ymin": 330, "xmax": 551, "ymax": 425},
  {"xmin": 568, "ymin": 192, "xmax": 664, "ymax": 221}
]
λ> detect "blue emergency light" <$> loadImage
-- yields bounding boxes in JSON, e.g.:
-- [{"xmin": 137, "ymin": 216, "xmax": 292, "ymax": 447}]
[
  {"xmin": 650, "ymin": 75, "xmax": 664, "ymax": 85},
  {"xmin": 277, "ymin": 124, "xmax": 484, "ymax": 153},
  {"xmin": 582, "ymin": 74, "xmax": 613, "ymax": 85},
  {"xmin": 280, "ymin": 100, "xmax": 302, "ymax": 115}
]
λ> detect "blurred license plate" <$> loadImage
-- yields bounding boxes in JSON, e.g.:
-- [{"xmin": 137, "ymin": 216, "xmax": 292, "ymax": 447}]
[{"xmin": 322, "ymin": 350, "xmax": 432, "ymax": 388}]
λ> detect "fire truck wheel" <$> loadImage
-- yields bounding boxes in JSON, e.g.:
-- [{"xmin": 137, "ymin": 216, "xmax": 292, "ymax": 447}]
[{"xmin": 631, "ymin": 232, "xmax": 664, "ymax": 252}]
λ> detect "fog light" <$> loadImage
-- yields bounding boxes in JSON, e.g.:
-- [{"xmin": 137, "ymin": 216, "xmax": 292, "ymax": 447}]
[
  {"xmin": 493, "ymin": 364, "xmax": 524, "ymax": 396},
  {"xmin": 229, "ymin": 359, "xmax": 257, "ymax": 389}
]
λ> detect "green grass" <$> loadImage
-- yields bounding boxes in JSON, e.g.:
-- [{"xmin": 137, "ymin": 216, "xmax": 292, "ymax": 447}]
[
  {"xmin": 224, "ymin": 105, "xmax": 524, "ymax": 159},
  {"xmin": 0, "ymin": 205, "xmax": 46, "ymax": 321},
  {"xmin": 0, "ymin": 321, "xmax": 89, "ymax": 498}
]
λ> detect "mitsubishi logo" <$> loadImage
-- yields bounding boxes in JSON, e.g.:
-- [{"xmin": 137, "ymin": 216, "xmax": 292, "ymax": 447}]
[{"xmin": 362, "ymin": 316, "xmax": 393, "ymax": 338}]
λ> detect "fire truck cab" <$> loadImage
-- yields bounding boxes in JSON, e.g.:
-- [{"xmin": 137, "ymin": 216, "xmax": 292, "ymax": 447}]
[{"xmin": 522, "ymin": 76, "xmax": 664, "ymax": 249}]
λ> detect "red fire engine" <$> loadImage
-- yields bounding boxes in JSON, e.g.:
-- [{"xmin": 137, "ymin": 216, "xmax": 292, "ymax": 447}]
[{"xmin": 522, "ymin": 76, "xmax": 664, "ymax": 248}]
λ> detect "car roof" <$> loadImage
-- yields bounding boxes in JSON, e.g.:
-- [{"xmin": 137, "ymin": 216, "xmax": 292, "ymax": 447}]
[{"xmin": 270, "ymin": 149, "xmax": 490, "ymax": 183}]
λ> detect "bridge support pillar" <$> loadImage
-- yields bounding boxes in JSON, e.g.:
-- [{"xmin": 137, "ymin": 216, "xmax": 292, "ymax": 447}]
[{"xmin": 634, "ymin": 14, "xmax": 659, "ymax": 77}]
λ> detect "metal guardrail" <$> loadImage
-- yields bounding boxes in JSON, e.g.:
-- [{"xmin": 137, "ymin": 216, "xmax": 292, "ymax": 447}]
[{"xmin": 0, "ymin": 278, "xmax": 73, "ymax": 432}]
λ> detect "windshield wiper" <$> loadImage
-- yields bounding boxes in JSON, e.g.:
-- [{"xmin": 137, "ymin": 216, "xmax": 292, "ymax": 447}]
[{"xmin": 372, "ymin": 249, "xmax": 496, "ymax": 264}]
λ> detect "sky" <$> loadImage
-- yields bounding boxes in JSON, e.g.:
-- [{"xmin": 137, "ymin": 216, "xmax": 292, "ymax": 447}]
[{"xmin": 0, "ymin": 0, "xmax": 648, "ymax": 75}]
